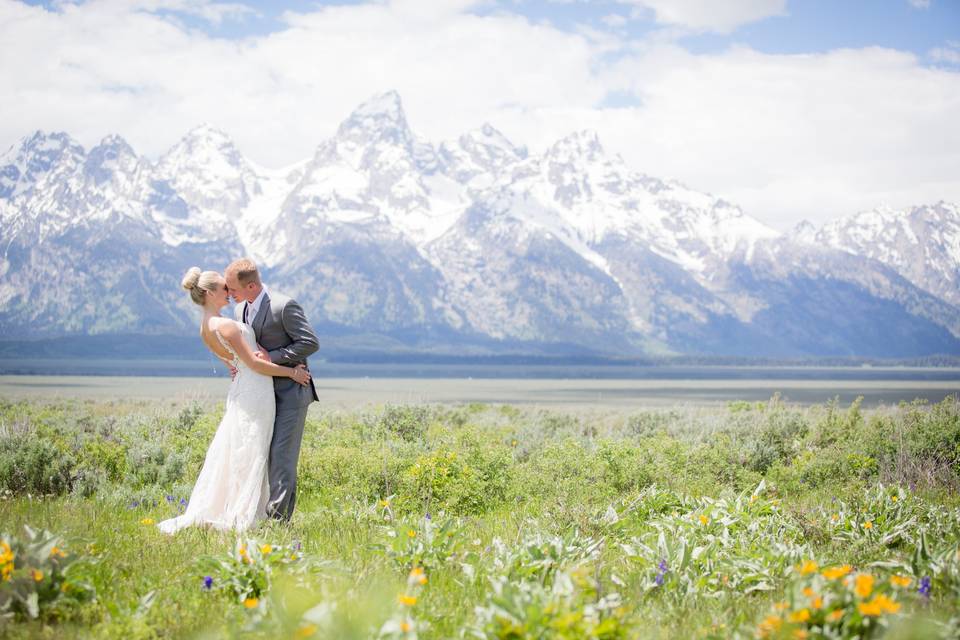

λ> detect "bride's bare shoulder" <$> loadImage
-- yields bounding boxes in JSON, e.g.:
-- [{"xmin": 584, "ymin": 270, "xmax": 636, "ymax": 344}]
[{"xmin": 209, "ymin": 317, "xmax": 239, "ymax": 337}]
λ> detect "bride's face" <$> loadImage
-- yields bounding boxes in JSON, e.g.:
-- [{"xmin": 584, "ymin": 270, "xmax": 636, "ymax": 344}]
[{"xmin": 206, "ymin": 277, "xmax": 231, "ymax": 310}]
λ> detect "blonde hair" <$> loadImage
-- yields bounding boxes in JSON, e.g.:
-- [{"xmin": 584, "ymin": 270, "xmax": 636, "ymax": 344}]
[
  {"xmin": 181, "ymin": 267, "xmax": 221, "ymax": 306},
  {"xmin": 225, "ymin": 258, "xmax": 261, "ymax": 286}
]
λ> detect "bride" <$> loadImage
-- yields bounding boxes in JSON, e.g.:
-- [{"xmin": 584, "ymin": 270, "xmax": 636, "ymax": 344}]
[{"xmin": 158, "ymin": 267, "xmax": 311, "ymax": 534}]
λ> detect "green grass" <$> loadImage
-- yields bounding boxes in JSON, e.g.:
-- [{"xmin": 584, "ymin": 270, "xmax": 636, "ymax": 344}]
[{"xmin": 0, "ymin": 396, "xmax": 959, "ymax": 638}]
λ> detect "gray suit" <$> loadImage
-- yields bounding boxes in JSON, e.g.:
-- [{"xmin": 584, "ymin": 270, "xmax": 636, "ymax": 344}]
[{"xmin": 236, "ymin": 290, "xmax": 319, "ymax": 521}]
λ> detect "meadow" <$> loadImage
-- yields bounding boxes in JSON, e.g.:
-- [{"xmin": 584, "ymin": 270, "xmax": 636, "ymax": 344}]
[{"xmin": 0, "ymin": 394, "xmax": 958, "ymax": 638}]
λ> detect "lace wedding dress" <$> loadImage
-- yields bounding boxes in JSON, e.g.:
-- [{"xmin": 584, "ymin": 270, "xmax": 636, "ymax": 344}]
[{"xmin": 158, "ymin": 321, "xmax": 275, "ymax": 533}]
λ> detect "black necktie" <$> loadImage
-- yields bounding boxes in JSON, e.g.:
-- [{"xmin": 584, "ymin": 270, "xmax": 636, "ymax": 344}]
[{"xmin": 244, "ymin": 303, "xmax": 249, "ymax": 324}]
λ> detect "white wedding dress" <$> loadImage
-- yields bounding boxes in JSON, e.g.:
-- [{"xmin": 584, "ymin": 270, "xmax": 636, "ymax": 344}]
[{"xmin": 158, "ymin": 321, "xmax": 275, "ymax": 534}]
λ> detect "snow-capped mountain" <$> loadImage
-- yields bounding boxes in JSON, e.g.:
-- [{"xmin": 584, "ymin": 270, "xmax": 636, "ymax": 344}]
[
  {"xmin": 1, "ymin": 91, "xmax": 958, "ymax": 357},
  {"xmin": 796, "ymin": 203, "xmax": 960, "ymax": 308}
]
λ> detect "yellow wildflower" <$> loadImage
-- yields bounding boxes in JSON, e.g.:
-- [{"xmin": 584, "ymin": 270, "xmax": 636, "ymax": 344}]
[
  {"xmin": 827, "ymin": 610, "xmax": 844, "ymax": 622},
  {"xmin": 294, "ymin": 624, "xmax": 318, "ymax": 638},
  {"xmin": 863, "ymin": 521, "xmax": 873, "ymax": 530},
  {"xmin": 757, "ymin": 615, "xmax": 783, "ymax": 636},
  {"xmin": 831, "ymin": 514, "xmax": 839, "ymax": 522},
  {"xmin": 243, "ymin": 597, "xmax": 259, "ymax": 608},
  {"xmin": 876, "ymin": 594, "xmax": 900, "ymax": 613},
  {"xmin": 140, "ymin": 518, "xmax": 155, "ymax": 525},
  {"xmin": 407, "ymin": 530, "xmax": 417, "ymax": 538},
  {"xmin": 31, "ymin": 569, "xmax": 43, "ymax": 582},
  {"xmin": 379, "ymin": 499, "xmax": 389, "ymax": 507},
  {"xmin": 890, "ymin": 575, "xmax": 912, "ymax": 588},
  {"xmin": 858, "ymin": 599, "xmax": 882, "ymax": 617},
  {"xmin": 398, "ymin": 594, "xmax": 417, "ymax": 606},
  {"xmin": 788, "ymin": 608, "xmax": 811, "ymax": 623},
  {"xmin": 812, "ymin": 596, "xmax": 823, "ymax": 610},
  {"xmin": 699, "ymin": 514, "xmax": 710, "ymax": 526},
  {"xmin": 793, "ymin": 631, "xmax": 809, "ymax": 640},
  {"xmin": 409, "ymin": 567, "xmax": 428, "ymax": 585},
  {"xmin": 798, "ymin": 560, "xmax": 819, "ymax": 575},
  {"xmin": 50, "ymin": 545, "xmax": 67, "ymax": 558},
  {"xmin": 891, "ymin": 495, "xmax": 898, "ymax": 502},
  {"xmin": 400, "ymin": 621, "xmax": 412, "ymax": 633},
  {"xmin": 750, "ymin": 494, "xmax": 758, "ymax": 503},
  {"xmin": 260, "ymin": 544, "xmax": 272, "ymax": 554},
  {"xmin": 855, "ymin": 573, "xmax": 874, "ymax": 598},
  {"xmin": 822, "ymin": 565, "xmax": 853, "ymax": 580},
  {"xmin": 774, "ymin": 601, "xmax": 789, "ymax": 611},
  {"xmin": 802, "ymin": 587, "xmax": 815, "ymax": 597}
]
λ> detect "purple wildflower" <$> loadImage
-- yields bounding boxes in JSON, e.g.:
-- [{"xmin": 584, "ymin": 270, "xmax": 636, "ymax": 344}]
[
  {"xmin": 654, "ymin": 558, "xmax": 668, "ymax": 586},
  {"xmin": 165, "ymin": 495, "xmax": 175, "ymax": 503},
  {"xmin": 202, "ymin": 576, "xmax": 213, "ymax": 590},
  {"xmin": 292, "ymin": 540, "xmax": 302, "ymax": 551},
  {"xmin": 425, "ymin": 512, "xmax": 431, "ymax": 521},
  {"xmin": 918, "ymin": 576, "xmax": 932, "ymax": 598}
]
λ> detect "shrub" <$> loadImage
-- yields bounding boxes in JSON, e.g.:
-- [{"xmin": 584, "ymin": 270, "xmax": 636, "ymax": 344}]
[
  {"xmin": 125, "ymin": 441, "xmax": 186, "ymax": 488},
  {"xmin": 0, "ymin": 434, "xmax": 75, "ymax": 496},
  {"xmin": 370, "ymin": 405, "xmax": 432, "ymax": 442},
  {"xmin": 399, "ymin": 449, "xmax": 487, "ymax": 515}
]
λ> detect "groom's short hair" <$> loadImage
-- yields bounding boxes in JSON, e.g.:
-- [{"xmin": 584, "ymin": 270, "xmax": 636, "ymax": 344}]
[{"xmin": 226, "ymin": 258, "xmax": 261, "ymax": 286}]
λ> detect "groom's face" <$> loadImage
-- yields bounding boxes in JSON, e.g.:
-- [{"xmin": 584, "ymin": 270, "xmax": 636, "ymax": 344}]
[{"xmin": 225, "ymin": 274, "xmax": 256, "ymax": 304}]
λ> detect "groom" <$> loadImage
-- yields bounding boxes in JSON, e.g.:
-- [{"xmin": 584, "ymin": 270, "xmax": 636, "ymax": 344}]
[{"xmin": 225, "ymin": 258, "xmax": 319, "ymax": 522}]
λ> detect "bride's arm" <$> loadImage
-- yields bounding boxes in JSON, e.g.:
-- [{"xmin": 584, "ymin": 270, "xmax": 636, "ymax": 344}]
[{"xmin": 216, "ymin": 321, "xmax": 310, "ymax": 385}]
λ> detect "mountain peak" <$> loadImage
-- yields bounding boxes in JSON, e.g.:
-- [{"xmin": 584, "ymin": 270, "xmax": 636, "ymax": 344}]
[
  {"xmin": 183, "ymin": 123, "xmax": 234, "ymax": 143},
  {"xmin": 547, "ymin": 130, "xmax": 604, "ymax": 161},
  {"xmin": 0, "ymin": 131, "xmax": 85, "ymax": 199},
  {"xmin": 353, "ymin": 90, "xmax": 405, "ymax": 120},
  {"xmin": 158, "ymin": 124, "xmax": 245, "ymax": 175},
  {"xmin": 93, "ymin": 133, "xmax": 135, "ymax": 154},
  {"xmin": 14, "ymin": 130, "xmax": 85, "ymax": 160},
  {"xmin": 792, "ymin": 219, "xmax": 818, "ymax": 243},
  {"xmin": 461, "ymin": 123, "xmax": 526, "ymax": 158},
  {"xmin": 337, "ymin": 91, "xmax": 413, "ymax": 149}
]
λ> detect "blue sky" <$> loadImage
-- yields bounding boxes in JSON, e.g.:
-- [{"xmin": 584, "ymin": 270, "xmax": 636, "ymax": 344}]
[
  {"xmin": 4, "ymin": 0, "xmax": 960, "ymax": 229},
  {"xmin": 22, "ymin": 0, "xmax": 960, "ymax": 59}
]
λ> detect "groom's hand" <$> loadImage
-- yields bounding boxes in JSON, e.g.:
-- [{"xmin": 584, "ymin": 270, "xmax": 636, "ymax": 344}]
[{"xmin": 255, "ymin": 345, "xmax": 270, "ymax": 361}]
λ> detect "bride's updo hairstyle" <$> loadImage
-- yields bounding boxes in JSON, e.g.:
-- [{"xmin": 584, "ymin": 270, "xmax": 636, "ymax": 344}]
[{"xmin": 181, "ymin": 267, "xmax": 221, "ymax": 306}]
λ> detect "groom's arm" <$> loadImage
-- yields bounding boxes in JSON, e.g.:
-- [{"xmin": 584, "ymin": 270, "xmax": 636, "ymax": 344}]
[{"xmin": 267, "ymin": 299, "xmax": 319, "ymax": 365}]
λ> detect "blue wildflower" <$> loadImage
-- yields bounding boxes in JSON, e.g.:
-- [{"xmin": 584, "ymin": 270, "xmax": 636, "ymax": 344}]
[
  {"xmin": 425, "ymin": 512, "xmax": 431, "ymax": 521},
  {"xmin": 202, "ymin": 576, "xmax": 213, "ymax": 590},
  {"xmin": 127, "ymin": 500, "xmax": 139, "ymax": 510},
  {"xmin": 918, "ymin": 576, "xmax": 932, "ymax": 598},
  {"xmin": 165, "ymin": 495, "xmax": 175, "ymax": 503}
]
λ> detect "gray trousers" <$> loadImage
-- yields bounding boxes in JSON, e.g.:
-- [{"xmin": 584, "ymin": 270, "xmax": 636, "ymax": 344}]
[{"xmin": 266, "ymin": 402, "xmax": 309, "ymax": 522}]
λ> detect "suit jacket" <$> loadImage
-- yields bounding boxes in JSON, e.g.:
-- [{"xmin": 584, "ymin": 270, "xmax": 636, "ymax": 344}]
[{"xmin": 235, "ymin": 290, "xmax": 319, "ymax": 407}]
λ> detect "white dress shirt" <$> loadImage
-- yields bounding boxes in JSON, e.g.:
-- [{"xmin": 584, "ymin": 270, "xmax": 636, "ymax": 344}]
[{"xmin": 244, "ymin": 286, "xmax": 268, "ymax": 325}]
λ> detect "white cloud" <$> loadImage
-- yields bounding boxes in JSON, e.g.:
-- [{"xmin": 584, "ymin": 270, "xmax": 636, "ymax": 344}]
[
  {"xmin": 620, "ymin": 0, "xmax": 787, "ymax": 34},
  {"xmin": 1, "ymin": 0, "xmax": 959, "ymax": 232},
  {"xmin": 600, "ymin": 13, "xmax": 628, "ymax": 29},
  {"xmin": 930, "ymin": 41, "xmax": 960, "ymax": 65},
  {"xmin": 907, "ymin": 0, "xmax": 930, "ymax": 9}
]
